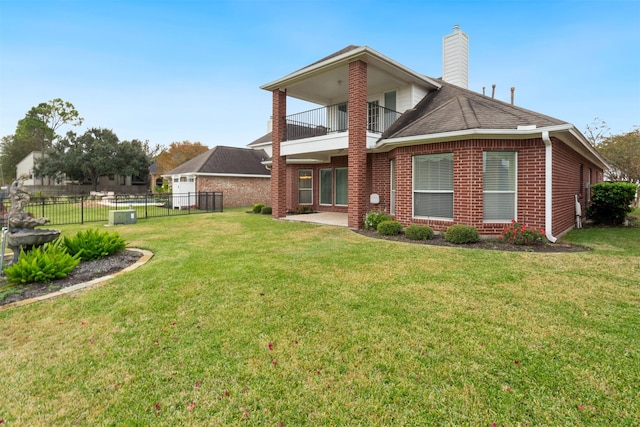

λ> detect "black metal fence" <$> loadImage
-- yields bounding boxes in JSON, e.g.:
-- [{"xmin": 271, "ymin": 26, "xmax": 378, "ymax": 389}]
[{"xmin": 1, "ymin": 192, "xmax": 223, "ymax": 227}]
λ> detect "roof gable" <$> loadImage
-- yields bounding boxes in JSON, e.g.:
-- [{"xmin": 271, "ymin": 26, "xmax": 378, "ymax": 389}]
[{"xmin": 165, "ymin": 146, "xmax": 270, "ymax": 176}]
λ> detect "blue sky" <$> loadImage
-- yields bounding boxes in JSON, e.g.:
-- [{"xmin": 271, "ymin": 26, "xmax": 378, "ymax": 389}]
[{"xmin": 1, "ymin": 0, "xmax": 639, "ymax": 149}]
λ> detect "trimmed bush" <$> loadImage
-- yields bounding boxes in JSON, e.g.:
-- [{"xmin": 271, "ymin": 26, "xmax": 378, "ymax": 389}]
[
  {"xmin": 364, "ymin": 211, "xmax": 391, "ymax": 230},
  {"xmin": 252, "ymin": 203, "xmax": 265, "ymax": 214},
  {"xmin": 445, "ymin": 224, "xmax": 479, "ymax": 244},
  {"xmin": 4, "ymin": 240, "xmax": 80, "ymax": 284},
  {"xmin": 63, "ymin": 229, "xmax": 126, "ymax": 261},
  {"xmin": 586, "ymin": 182, "xmax": 637, "ymax": 225},
  {"xmin": 261, "ymin": 206, "xmax": 272, "ymax": 215},
  {"xmin": 405, "ymin": 224, "xmax": 434, "ymax": 240},
  {"xmin": 377, "ymin": 220, "xmax": 403, "ymax": 236}
]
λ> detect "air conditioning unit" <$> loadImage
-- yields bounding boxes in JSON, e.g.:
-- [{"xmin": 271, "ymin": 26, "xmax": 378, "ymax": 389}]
[{"xmin": 109, "ymin": 209, "xmax": 137, "ymax": 225}]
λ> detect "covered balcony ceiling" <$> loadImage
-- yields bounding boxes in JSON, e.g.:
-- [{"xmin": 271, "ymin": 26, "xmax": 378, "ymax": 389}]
[
  {"xmin": 284, "ymin": 66, "xmax": 408, "ymax": 105},
  {"xmin": 261, "ymin": 46, "xmax": 441, "ymax": 106}
]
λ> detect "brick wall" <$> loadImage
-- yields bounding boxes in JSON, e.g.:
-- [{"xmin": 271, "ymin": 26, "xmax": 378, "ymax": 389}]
[
  {"xmin": 551, "ymin": 137, "xmax": 603, "ymax": 237},
  {"xmin": 372, "ymin": 138, "xmax": 548, "ymax": 234},
  {"xmin": 271, "ymin": 89, "xmax": 287, "ymax": 218},
  {"xmin": 347, "ymin": 60, "xmax": 368, "ymax": 228},
  {"xmin": 197, "ymin": 176, "xmax": 270, "ymax": 208},
  {"xmin": 278, "ymin": 136, "xmax": 603, "ymax": 236}
]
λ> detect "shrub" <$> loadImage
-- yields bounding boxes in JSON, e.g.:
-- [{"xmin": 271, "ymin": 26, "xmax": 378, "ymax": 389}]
[
  {"xmin": 405, "ymin": 224, "xmax": 434, "ymax": 240},
  {"xmin": 252, "ymin": 203, "xmax": 265, "ymax": 214},
  {"xmin": 586, "ymin": 182, "xmax": 637, "ymax": 225},
  {"xmin": 364, "ymin": 211, "xmax": 391, "ymax": 230},
  {"xmin": 261, "ymin": 206, "xmax": 272, "ymax": 215},
  {"xmin": 444, "ymin": 224, "xmax": 479, "ymax": 244},
  {"xmin": 63, "ymin": 229, "xmax": 126, "ymax": 261},
  {"xmin": 4, "ymin": 240, "xmax": 80, "ymax": 284},
  {"xmin": 500, "ymin": 221, "xmax": 546, "ymax": 245},
  {"xmin": 377, "ymin": 220, "xmax": 403, "ymax": 236},
  {"xmin": 294, "ymin": 205, "xmax": 314, "ymax": 214}
]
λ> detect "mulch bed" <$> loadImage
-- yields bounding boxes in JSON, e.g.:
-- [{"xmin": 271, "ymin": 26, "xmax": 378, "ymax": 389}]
[
  {"xmin": 354, "ymin": 229, "xmax": 591, "ymax": 253},
  {"xmin": 0, "ymin": 250, "xmax": 142, "ymax": 306}
]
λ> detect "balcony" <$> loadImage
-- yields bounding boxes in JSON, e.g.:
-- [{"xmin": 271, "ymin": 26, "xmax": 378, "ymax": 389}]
[{"xmin": 284, "ymin": 102, "xmax": 401, "ymax": 142}]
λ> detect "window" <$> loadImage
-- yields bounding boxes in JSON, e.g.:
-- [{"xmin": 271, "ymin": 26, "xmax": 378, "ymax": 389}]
[
  {"xmin": 390, "ymin": 159, "xmax": 396, "ymax": 215},
  {"xmin": 298, "ymin": 169, "xmax": 313, "ymax": 204},
  {"xmin": 413, "ymin": 153, "xmax": 453, "ymax": 219},
  {"xmin": 368, "ymin": 100, "xmax": 379, "ymax": 132},
  {"xmin": 483, "ymin": 151, "xmax": 517, "ymax": 222},
  {"xmin": 335, "ymin": 168, "xmax": 348, "ymax": 206},
  {"xmin": 320, "ymin": 169, "xmax": 332, "ymax": 205}
]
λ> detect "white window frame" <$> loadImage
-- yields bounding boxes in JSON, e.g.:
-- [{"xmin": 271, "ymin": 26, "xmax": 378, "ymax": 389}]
[
  {"xmin": 483, "ymin": 151, "xmax": 517, "ymax": 222},
  {"xmin": 298, "ymin": 169, "xmax": 313, "ymax": 205},
  {"xmin": 412, "ymin": 153, "xmax": 454, "ymax": 221}
]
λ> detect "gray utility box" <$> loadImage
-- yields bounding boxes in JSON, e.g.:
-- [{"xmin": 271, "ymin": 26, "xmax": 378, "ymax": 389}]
[{"xmin": 109, "ymin": 209, "xmax": 137, "ymax": 225}]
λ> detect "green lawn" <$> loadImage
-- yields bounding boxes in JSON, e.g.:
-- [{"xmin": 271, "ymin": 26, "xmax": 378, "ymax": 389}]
[{"xmin": 1, "ymin": 209, "xmax": 638, "ymax": 426}]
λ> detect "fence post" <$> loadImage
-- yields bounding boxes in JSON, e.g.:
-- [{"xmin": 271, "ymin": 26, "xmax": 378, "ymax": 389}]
[{"xmin": 81, "ymin": 195, "xmax": 84, "ymax": 224}]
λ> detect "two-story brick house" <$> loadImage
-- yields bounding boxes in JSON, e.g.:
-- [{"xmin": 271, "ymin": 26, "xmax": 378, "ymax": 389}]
[{"xmin": 254, "ymin": 26, "xmax": 607, "ymax": 240}]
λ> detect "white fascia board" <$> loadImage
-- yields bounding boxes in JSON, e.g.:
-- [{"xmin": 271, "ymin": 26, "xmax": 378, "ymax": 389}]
[
  {"xmin": 260, "ymin": 46, "xmax": 441, "ymax": 91},
  {"xmin": 195, "ymin": 173, "xmax": 271, "ymax": 178}
]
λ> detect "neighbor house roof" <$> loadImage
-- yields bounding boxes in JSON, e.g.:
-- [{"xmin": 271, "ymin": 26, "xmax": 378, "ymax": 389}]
[{"xmin": 164, "ymin": 146, "xmax": 270, "ymax": 176}]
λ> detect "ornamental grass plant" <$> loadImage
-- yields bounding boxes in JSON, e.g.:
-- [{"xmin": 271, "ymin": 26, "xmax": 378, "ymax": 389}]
[{"xmin": 0, "ymin": 208, "xmax": 638, "ymax": 426}]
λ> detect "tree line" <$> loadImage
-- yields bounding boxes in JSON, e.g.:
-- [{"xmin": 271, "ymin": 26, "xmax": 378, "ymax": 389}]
[{"xmin": 0, "ymin": 99, "xmax": 209, "ymax": 192}]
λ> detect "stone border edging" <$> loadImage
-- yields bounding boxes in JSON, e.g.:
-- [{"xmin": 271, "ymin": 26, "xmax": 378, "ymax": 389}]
[{"xmin": 0, "ymin": 248, "xmax": 153, "ymax": 311}]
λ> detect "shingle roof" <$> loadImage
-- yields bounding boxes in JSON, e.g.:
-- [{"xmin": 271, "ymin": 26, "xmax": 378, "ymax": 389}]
[
  {"xmin": 165, "ymin": 146, "xmax": 270, "ymax": 176},
  {"xmin": 383, "ymin": 79, "xmax": 567, "ymax": 139}
]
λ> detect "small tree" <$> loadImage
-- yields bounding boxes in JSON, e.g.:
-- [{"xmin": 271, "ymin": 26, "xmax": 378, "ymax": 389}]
[
  {"xmin": 155, "ymin": 141, "xmax": 209, "ymax": 175},
  {"xmin": 586, "ymin": 182, "xmax": 637, "ymax": 225}
]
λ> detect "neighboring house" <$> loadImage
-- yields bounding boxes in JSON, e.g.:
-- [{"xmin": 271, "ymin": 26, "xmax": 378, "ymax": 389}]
[
  {"xmin": 16, "ymin": 151, "xmax": 46, "ymax": 185},
  {"xmin": 254, "ymin": 26, "xmax": 608, "ymax": 239},
  {"xmin": 163, "ymin": 145, "xmax": 271, "ymax": 208},
  {"xmin": 15, "ymin": 151, "xmax": 149, "ymax": 194}
]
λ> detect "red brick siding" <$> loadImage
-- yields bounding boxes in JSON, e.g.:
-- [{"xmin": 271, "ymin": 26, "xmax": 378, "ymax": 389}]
[
  {"xmin": 196, "ymin": 176, "xmax": 270, "ymax": 208},
  {"xmin": 371, "ymin": 139, "xmax": 547, "ymax": 234},
  {"xmin": 271, "ymin": 89, "xmax": 287, "ymax": 218},
  {"xmin": 278, "ymin": 137, "xmax": 603, "ymax": 236},
  {"xmin": 551, "ymin": 138, "xmax": 603, "ymax": 236},
  {"xmin": 347, "ymin": 60, "xmax": 368, "ymax": 228}
]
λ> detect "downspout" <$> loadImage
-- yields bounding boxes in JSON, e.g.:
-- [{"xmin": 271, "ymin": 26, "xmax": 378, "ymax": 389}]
[{"xmin": 542, "ymin": 131, "xmax": 558, "ymax": 243}]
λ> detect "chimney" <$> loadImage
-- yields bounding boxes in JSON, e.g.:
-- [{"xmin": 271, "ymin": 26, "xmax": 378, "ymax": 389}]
[
  {"xmin": 442, "ymin": 25, "xmax": 469, "ymax": 89},
  {"xmin": 510, "ymin": 87, "xmax": 515, "ymax": 105}
]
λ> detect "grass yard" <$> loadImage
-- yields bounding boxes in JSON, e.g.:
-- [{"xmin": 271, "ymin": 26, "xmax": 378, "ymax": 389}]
[{"xmin": 1, "ymin": 209, "xmax": 638, "ymax": 426}]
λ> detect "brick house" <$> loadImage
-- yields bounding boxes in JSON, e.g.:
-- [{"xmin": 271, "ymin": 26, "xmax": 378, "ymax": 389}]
[
  {"xmin": 255, "ymin": 27, "xmax": 607, "ymax": 240},
  {"xmin": 164, "ymin": 145, "xmax": 270, "ymax": 208}
]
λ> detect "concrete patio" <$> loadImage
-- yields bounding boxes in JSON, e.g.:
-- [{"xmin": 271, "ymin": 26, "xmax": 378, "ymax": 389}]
[{"xmin": 282, "ymin": 212, "xmax": 349, "ymax": 227}]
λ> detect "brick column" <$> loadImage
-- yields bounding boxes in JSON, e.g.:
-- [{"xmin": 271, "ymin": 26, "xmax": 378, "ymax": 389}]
[
  {"xmin": 271, "ymin": 89, "xmax": 287, "ymax": 218},
  {"xmin": 347, "ymin": 60, "xmax": 368, "ymax": 228}
]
